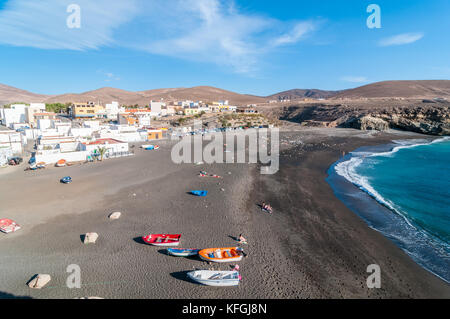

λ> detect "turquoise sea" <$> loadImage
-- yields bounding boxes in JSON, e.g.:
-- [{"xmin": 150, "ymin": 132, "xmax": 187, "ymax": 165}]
[{"xmin": 327, "ymin": 137, "xmax": 450, "ymax": 282}]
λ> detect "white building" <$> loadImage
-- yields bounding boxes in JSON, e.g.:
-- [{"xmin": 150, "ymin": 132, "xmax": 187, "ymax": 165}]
[
  {"xmin": 0, "ymin": 146, "xmax": 13, "ymax": 166},
  {"xmin": 1, "ymin": 104, "xmax": 28, "ymax": 128},
  {"xmin": 98, "ymin": 124, "xmax": 147, "ymax": 142},
  {"xmin": 70, "ymin": 127, "xmax": 95, "ymax": 138},
  {"xmin": 150, "ymin": 101, "xmax": 166, "ymax": 117},
  {"xmin": 0, "ymin": 130, "xmax": 25, "ymax": 154},
  {"xmin": 82, "ymin": 138, "xmax": 129, "ymax": 158},
  {"xmin": 26, "ymin": 103, "xmax": 46, "ymax": 124},
  {"xmin": 105, "ymin": 101, "xmax": 123, "ymax": 120},
  {"xmin": 83, "ymin": 120, "xmax": 100, "ymax": 129},
  {"xmin": 37, "ymin": 119, "xmax": 52, "ymax": 130},
  {"xmin": 54, "ymin": 122, "xmax": 72, "ymax": 135}
]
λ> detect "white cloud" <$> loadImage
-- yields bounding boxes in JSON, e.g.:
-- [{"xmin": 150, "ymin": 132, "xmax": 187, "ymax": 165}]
[
  {"xmin": 134, "ymin": 0, "xmax": 318, "ymax": 74},
  {"xmin": 379, "ymin": 32, "xmax": 424, "ymax": 47},
  {"xmin": 0, "ymin": 0, "xmax": 138, "ymax": 50},
  {"xmin": 341, "ymin": 76, "xmax": 369, "ymax": 83},
  {"xmin": 97, "ymin": 70, "xmax": 120, "ymax": 82},
  {"xmin": 273, "ymin": 22, "xmax": 316, "ymax": 46},
  {"xmin": 0, "ymin": 0, "xmax": 318, "ymax": 74}
]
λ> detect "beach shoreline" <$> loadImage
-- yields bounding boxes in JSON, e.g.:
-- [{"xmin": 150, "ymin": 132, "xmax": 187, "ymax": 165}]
[
  {"xmin": 0, "ymin": 128, "xmax": 449, "ymax": 298},
  {"xmin": 327, "ymin": 138, "xmax": 450, "ymax": 284}
]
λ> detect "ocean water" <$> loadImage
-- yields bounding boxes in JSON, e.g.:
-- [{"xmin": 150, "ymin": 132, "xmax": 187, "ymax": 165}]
[{"xmin": 328, "ymin": 137, "xmax": 450, "ymax": 282}]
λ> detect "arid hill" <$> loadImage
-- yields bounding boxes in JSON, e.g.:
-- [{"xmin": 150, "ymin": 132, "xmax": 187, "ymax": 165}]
[
  {"xmin": 333, "ymin": 80, "xmax": 450, "ymax": 99},
  {"xmin": 0, "ymin": 84, "xmax": 49, "ymax": 106},
  {"xmin": 266, "ymin": 89, "xmax": 339, "ymax": 100},
  {"xmin": 1, "ymin": 80, "xmax": 450, "ymax": 107},
  {"xmin": 42, "ymin": 86, "xmax": 266, "ymax": 106}
]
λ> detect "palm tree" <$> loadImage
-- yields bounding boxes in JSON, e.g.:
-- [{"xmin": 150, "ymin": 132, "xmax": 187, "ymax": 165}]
[{"xmin": 97, "ymin": 147, "xmax": 107, "ymax": 161}]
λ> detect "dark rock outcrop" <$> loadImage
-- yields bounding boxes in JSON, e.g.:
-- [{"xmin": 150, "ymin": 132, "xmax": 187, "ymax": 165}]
[{"xmin": 275, "ymin": 103, "xmax": 450, "ymax": 136}]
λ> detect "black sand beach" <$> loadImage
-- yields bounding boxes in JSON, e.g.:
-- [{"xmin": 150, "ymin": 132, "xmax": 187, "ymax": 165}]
[{"xmin": 0, "ymin": 128, "xmax": 449, "ymax": 298}]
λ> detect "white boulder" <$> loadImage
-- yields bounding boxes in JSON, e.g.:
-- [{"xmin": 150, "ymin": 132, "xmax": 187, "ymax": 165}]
[
  {"xmin": 109, "ymin": 212, "xmax": 121, "ymax": 220},
  {"xmin": 83, "ymin": 232, "xmax": 99, "ymax": 244}
]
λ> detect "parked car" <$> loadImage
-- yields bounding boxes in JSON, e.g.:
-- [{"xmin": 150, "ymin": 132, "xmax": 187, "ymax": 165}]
[{"xmin": 8, "ymin": 157, "xmax": 23, "ymax": 166}]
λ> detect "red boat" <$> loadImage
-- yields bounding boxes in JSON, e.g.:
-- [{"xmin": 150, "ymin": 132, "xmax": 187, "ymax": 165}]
[
  {"xmin": 142, "ymin": 234, "xmax": 181, "ymax": 246},
  {"xmin": 0, "ymin": 218, "xmax": 21, "ymax": 234}
]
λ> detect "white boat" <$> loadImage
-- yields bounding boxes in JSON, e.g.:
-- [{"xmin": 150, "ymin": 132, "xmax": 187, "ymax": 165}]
[{"xmin": 187, "ymin": 270, "xmax": 240, "ymax": 286}]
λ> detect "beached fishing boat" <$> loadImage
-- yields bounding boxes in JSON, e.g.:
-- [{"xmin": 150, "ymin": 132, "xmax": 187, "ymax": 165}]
[
  {"xmin": 36, "ymin": 162, "xmax": 46, "ymax": 169},
  {"xmin": 56, "ymin": 159, "xmax": 66, "ymax": 167},
  {"xmin": 198, "ymin": 247, "xmax": 243, "ymax": 263},
  {"xmin": 141, "ymin": 145, "xmax": 159, "ymax": 150},
  {"xmin": 142, "ymin": 234, "xmax": 181, "ymax": 246},
  {"xmin": 167, "ymin": 248, "xmax": 200, "ymax": 257},
  {"xmin": 60, "ymin": 176, "xmax": 72, "ymax": 184},
  {"xmin": 0, "ymin": 218, "xmax": 21, "ymax": 234},
  {"xmin": 190, "ymin": 190, "xmax": 208, "ymax": 197},
  {"xmin": 187, "ymin": 270, "xmax": 240, "ymax": 286}
]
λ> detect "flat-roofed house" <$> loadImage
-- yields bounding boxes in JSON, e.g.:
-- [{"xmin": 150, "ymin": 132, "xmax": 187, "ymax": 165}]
[{"xmin": 71, "ymin": 102, "xmax": 105, "ymax": 119}]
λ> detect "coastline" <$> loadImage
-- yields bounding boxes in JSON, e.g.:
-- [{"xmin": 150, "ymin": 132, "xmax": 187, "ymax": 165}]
[
  {"xmin": 248, "ymin": 128, "xmax": 450, "ymax": 298},
  {"xmin": 326, "ymin": 138, "xmax": 450, "ymax": 284},
  {"xmin": 0, "ymin": 128, "xmax": 448, "ymax": 298}
]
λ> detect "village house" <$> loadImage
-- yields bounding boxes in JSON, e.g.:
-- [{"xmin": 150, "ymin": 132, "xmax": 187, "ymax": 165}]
[
  {"xmin": 70, "ymin": 102, "xmax": 106, "ymax": 119},
  {"xmin": 0, "ymin": 130, "xmax": 25, "ymax": 155},
  {"xmin": 118, "ymin": 109, "xmax": 152, "ymax": 127},
  {"xmin": 82, "ymin": 138, "xmax": 129, "ymax": 159},
  {"xmin": 25, "ymin": 103, "xmax": 46, "ymax": 125}
]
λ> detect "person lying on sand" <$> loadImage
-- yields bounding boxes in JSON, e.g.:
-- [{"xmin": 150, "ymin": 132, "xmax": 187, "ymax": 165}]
[
  {"xmin": 261, "ymin": 202, "xmax": 273, "ymax": 213},
  {"xmin": 238, "ymin": 234, "xmax": 247, "ymax": 244}
]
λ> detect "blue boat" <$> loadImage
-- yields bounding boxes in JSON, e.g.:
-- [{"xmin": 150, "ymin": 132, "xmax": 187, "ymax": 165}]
[
  {"xmin": 167, "ymin": 248, "xmax": 200, "ymax": 257},
  {"xmin": 191, "ymin": 190, "xmax": 208, "ymax": 197},
  {"xmin": 60, "ymin": 176, "xmax": 72, "ymax": 184}
]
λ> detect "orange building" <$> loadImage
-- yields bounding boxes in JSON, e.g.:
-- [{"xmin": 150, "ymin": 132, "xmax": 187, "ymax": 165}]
[{"xmin": 147, "ymin": 129, "xmax": 163, "ymax": 140}]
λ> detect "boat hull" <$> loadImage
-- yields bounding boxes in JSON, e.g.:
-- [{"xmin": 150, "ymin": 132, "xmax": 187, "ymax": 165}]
[
  {"xmin": 0, "ymin": 219, "xmax": 21, "ymax": 234},
  {"xmin": 167, "ymin": 248, "xmax": 200, "ymax": 257},
  {"xmin": 187, "ymin": 270, "xmax": 240, "ymax": 286},
  {"xmin": 198, "ymin": 247, "xmax": 243, "ymax": 263},
  {"xmin": 56, "ymin": 159, "xmax": 66, "ymax": 167},
  {"xmin": 142, "ymin": 234, "xmax": 181, "ymax": 246},
  {"xmin": 190, "ymin": 190, "xmax": 208, "ymax": 197}
]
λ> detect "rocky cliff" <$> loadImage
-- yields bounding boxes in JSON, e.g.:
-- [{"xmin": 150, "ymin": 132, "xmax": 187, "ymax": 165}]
[{"xmin": 275, "ymin": 103, "xmax": 450, "ymax": 136}]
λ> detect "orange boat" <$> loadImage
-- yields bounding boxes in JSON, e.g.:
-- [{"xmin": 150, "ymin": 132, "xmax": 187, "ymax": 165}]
[
  {"xmin": 56, "ymin": 159, "xmax": 66, "ymax": 167},
  {"xmin": 198, "ymin": 247, "xmax": 243, "ymax": 263}
]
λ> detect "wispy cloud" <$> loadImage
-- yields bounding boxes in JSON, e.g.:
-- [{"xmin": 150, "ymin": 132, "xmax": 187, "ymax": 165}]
[
  {"xmin": 379, "ymin": 32, "xmax": 424, "ymax": 47},
  {"xmin": 273, "ymin": 22, "xmax": 317, "ymax": 46},
  {"xmin": 96, "ymin": 70, "xmax": 120, "ymax": 82},
  {"xmin": 134, "ymin": 0, "xmax": 319, "ymax": 74},
  {"xmin": 0, "ymin": 0, "xmax": 138, "ymax": 50},
  {"xmin": 341, "ymin": 76, "xmax": 369, "ymax": 83},
  {"xmin": 0, "ymin": 0, "xmax": 319, "ymax": 74}
]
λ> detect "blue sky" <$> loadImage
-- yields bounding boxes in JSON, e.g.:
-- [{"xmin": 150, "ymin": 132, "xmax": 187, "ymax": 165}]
[{"xmin": 0, "ymin": 0, "xmax": 449, "ymax": 96}]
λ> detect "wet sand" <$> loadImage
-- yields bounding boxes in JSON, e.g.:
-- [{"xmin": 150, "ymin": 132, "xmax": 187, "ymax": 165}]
[{"xmin": 0, "ymin": 128, "xmax": 448, "ymax": 298}]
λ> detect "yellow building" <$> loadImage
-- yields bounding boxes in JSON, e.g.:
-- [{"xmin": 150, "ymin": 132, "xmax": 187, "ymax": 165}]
[
  {"xmin": 148, "ymin": 129, "xmax": 163, "ymax": 140},
  {"xmin": 71, "ymin": 102, "xmax": 106, "ymax": 118}
]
